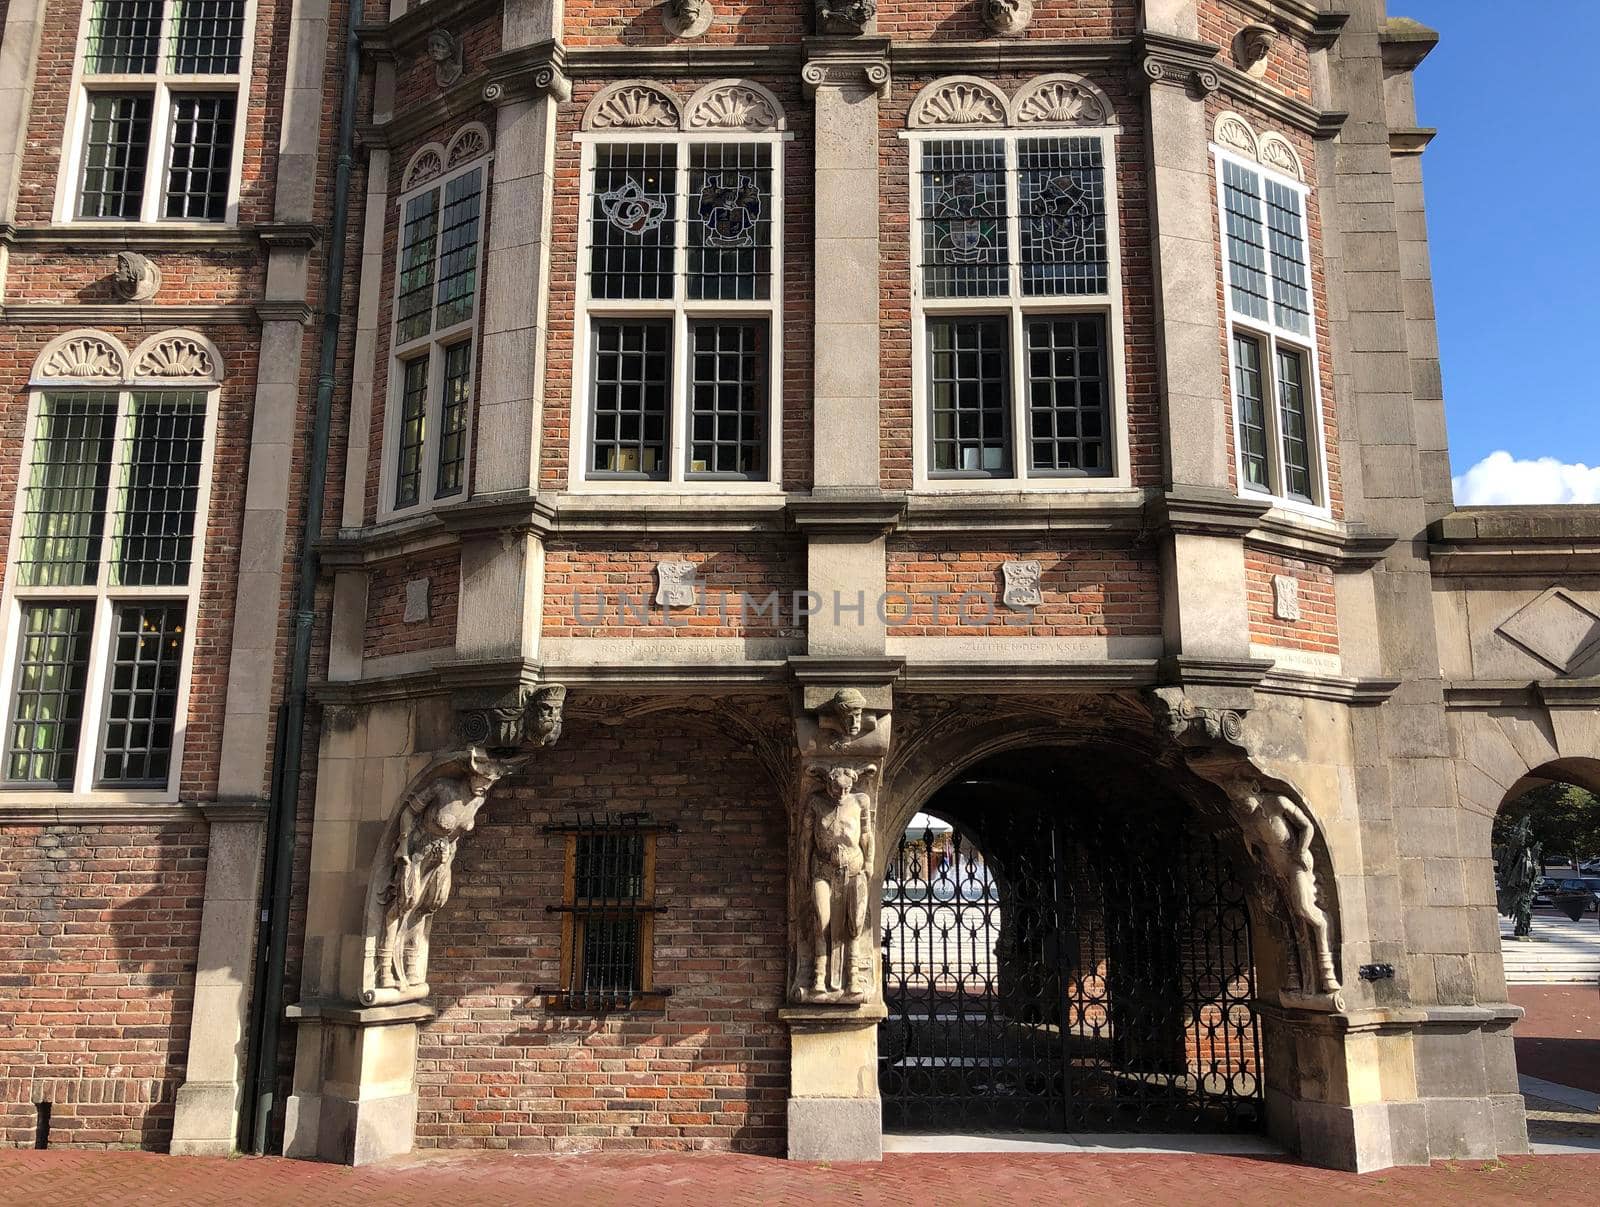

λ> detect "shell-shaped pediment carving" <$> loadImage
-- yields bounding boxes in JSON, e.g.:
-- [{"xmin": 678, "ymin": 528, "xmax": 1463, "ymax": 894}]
[{"xmin": 584, "ymin": 82, "xmax": 682, "ymax": 131}]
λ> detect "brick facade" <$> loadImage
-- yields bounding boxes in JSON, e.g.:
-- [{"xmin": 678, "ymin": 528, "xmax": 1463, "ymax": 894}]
[{"xmin": 1244, "ymin": 549, "xmax": 1339, "ymax": 657}]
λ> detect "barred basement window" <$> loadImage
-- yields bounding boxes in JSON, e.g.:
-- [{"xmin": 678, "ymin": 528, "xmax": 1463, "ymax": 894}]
[
  {"xmin": 1216, "ymin": 143, "xmax": 1325, "ymax": 509},
  {"xmin": 2, "ymin": 377, "xmax": 215, "ymax": 795},
  {"xmin": 913, "ymin": 126, "xmax": 1123, "ymax": 486},
  {"xmin": 65, "ymin": 0, "xmax": 252, "ymax": 223},
  {"xmin": 577, "ymin": 129, "xmax": 783, "ymax": 487},
  {"xmin": 543, "ymin": 814, "xmax": 675, "ymax": 1012},
  {"xmin": 383, "ymin": 143, "xmax": 487, "ymax": 516}
]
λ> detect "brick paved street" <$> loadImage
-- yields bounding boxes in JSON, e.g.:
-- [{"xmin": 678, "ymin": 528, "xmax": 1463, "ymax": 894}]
[
  {"xmin": 5, "ymin": 1149, "xmax": 1600, "ymax": 1207},
  {"xmin": 1512, "ymin": 984, "xmax": 1600, "ymax": 1094}
]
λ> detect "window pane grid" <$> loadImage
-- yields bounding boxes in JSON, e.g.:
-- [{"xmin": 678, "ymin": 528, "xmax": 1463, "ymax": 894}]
[
  {"xmin": 434, "ymin": 167, "xmax": 483, "ymax": 330},
  {"xmin": 573, "ymin": 830, "xmax": 646, "ymax": 1004},
  {"xmin": 394, "ymin": 356, "xmax": 429, "ymax": 508},
  {"xmin": 435, "ymin": 343, "xmax": 472, "ymax": 499},
  {"xmin": 1264, "ymin": 179, "xmax": 1310, "ymax": 336},
  {"xmin": 687, "ymin": 143, "xmax": 772, "ymax": 301},
  {"xmin": 85, "ymin": 0, "xmax": 161, "ymax": 73},
  {"xmin": 1275, "ymin": 346, "xmax": 1313, "ymax": 501},
  {"xmin": 111, "ymin": 392, "xmax": 206, "ymax": 587},
  {"xmin": 1019, "ymin": 138, "xmax": 1107, "ymax": 296},
  {"xmin": 589, "ymin": 144, "xmax": 676, "ymax": 301},
  {"xmin": 920, "ymin": 139, "xmax": 1009, "ymax": 300},
  {"xmin": 396, "ymin": 190, "xmax": 439, "ymax": 345},
  {"xmin": 929, "ymin": 316, "xmax": 1011, "ymax": 476},
  {"xmin": 1222, "ymin": 160, "xmax": 1270, "ymax": 324},
  {"xmin": 5, "ymin": 604, "xmax": 94, "ymax": 786},
  {"xmin": 1232, "ymin": 334, "xmax": 1270, "ymax": 492},
  {"xmin": 18, "ymin": 394, "xmax": 118, "ymax": 587},
  {"xmin": 163, "ymin": 93, "xmax": 235, "ymax": 220},
  {"xmin": 80, "ymin": 93, "xmax": 154, "ymax": 220},
  {"xmin": 170, "ymin": 0, "xmax": 244, "ymax": 73},
  {"xmin": 97, "ymin": 603, "xmax": 185, "ymax": 785},
  {"xmin": 688, "ymin": 321, "xmax": 766, "ymax": 478},
  {"xmin": 1025, "ymin": 315, "xmax": 1108, "ymax": 474},
  {"xmin": 590, "ymin": 320, "xmax": 671, "ymax": 478}
]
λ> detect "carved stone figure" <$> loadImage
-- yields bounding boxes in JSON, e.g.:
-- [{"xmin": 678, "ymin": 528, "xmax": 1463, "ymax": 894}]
[
  {"xmin": 428, "ymin": 28, "xmax": 463, "ymax": 88},
  {"xmin": 364, "ymin": 686, "xmax": 568, "ymax": 1004},
  {"xmin": 1494, "ymin": 814, "xmax": 1542, "ymax": 939},
  {"xmin": 798, "ymin": 763, "xmax": 877, "ymax": 1002},
  {"xmin": 981, "ymin": 0, "xmax": 1031, "ymax": 36},
  {"xmin": 112, "ymin": 251, "xmax": 160, "ymax": 301},
  {"xmin": 1234, "ymin": 23, "xmax": 1276, "ymax": 76},
  {"xmin": 1234, "ymin": 781, "xmax": 1340, "ymax": 995},
  {"xmin": 370, "ymin": 749, "xmax": 516, "ymax": 1000},
  {"xmin": 664, "ymin": 0, "xmax": 713, "ymax": 37},
  {"xmin": 816, "ymin": 0, "xmax": 875, "ymax": 35}
]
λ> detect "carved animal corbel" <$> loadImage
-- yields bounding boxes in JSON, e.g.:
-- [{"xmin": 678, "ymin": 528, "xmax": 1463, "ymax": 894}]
[
  {"xmin": 816, "ymin": 0, "xmax": 875, "ymax": 35},
  {"xmin": 981, "ymin": 0, "xmax": 1031, "ymax": 36}
]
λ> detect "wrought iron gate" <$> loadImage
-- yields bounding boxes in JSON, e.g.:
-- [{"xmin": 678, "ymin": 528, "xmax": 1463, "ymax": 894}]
[{"xmin": 879, "ymin": 806, "xmax": 1262, "ymax": 1133}]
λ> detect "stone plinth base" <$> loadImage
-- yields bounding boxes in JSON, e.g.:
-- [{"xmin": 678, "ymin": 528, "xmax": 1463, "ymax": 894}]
[
  {"xmin": 281, "ymin": 1001, "xmax": 434, "ymax": 1165},
  {"xmin": 782, "ymin": 1002, "xmax": 886, "ymax": 1162},
  {"xmin": 169, "ymin": 1080, "xmax": 242, "ymax": 1156}
]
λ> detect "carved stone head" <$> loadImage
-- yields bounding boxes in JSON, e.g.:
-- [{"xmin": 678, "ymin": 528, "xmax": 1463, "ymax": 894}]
[
  {"xmin": 428, "ymin": 28, "xmax": 463, "ymax": 87},
  {"xmin": 819, "ymin": 688, "xmax": 869, "ymax": 738},
  {"xmin": 112, "ymin": 251, "xmax": 160, "ymax": 301},
  {"xmin": 816, "ymin": 0, "xmax": 875, "ymax": 35},
  {"xmin": 666, "ymin": 0, "xmax": 710, "ymax": 35},
  {"xmin": 527, "ymin": 685, "xmax": 566, "ymax": 747},
  {"xmin": 812, "ymin": 762, "xmax": 876, "ymax": 800},
  {"xmin": 1235, "ymin": 24, "xmax": 1275, "ymax": 76},
  {"xmin": 981, "ymin": 0, "xmax": 1031, "ymax": 36}
]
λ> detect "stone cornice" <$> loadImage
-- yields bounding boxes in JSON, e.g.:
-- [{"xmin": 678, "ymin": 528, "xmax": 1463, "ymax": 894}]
[
  {"xmin": 200, "ymin": 797, "xmax": 270, "ymax": 823},
  {"xmin": 1145, "ymin": 487, "xmax": 1270, "ymax": 539},
  {"xmin": 1133, "ymin": 30, "xmax": 1222, "ymax": 97},
  {"xmin": 787, "ymin": 491, "xmax": 906, "ymax": 538},
  {"xmin": 0, "ymin": 302, "xmax": 263, "ymax": 326},
  {"xmin": 481, "ymin": 39, "xmax": 572, "ymax": 106},
  {"xmin": 286, "ymin": 1001, "xmax": 438, "ymax": 1027},
  {"xmin": 888, "ymin": 38, "xmax": 1130, "ymax": 76},
  {"xmin": 1256, "ymin": 668, "xmax": 1400, "ymax": 705},
  {"xmin": 896, "ymin": 659, "xmax": 1160, "ymax": 693},
  {"xmin": 1215, "ymin": 64, "xmax": 1346, "ymax": 140},
  {"xmin": 1246, "ymin": 514, "xmax": 1397, "ymax": 570},
  {"xmin": 1, "ymin": 221, "xmax": 321, "ymax": 252},
  {"xmin": 1228, "ymin": 0, "xmax": 1349, "ymax": 47},
  {"xmin": 802, "ymin": 36, "xmax": 891, "ymax": 98},
  {"xmin": 565, "ymin": 44, "xmax": 804, "ymax": 78},
  {"xmin": 0, "ymin": 801, "xmax": 202, "ymax": 824},
  {"xmin": 356, "ymin": 0, "xmax": 498, "ymax": 58},
  {"xmin": 1441, "ymin": 679, "xmax": 1600, "ymax": 711},
  {"xmin": 557, "ymin": 494, "xmax": 787, "ymax": 536},
  {"xmin": 1389, "ymin": 126, "xmax": 1437, "ymax": 156},
  {"xmin": 1379, "ymin": 17, "xmax": 1439, "ymax": 73},
  {"xmin": 542, "ymin": 662, "xmax": 789, "ymax": 689},
  {"xmin": 359, "ymin": 70, "xmax": 495, "ymax": 150},
  {"xmin": 1429, "ymin": 506, "xmax": 1600, "ymax": 577},
  {"xmin": 902, "ymin": 491, "xmax": 1148, "ymax": 536}
]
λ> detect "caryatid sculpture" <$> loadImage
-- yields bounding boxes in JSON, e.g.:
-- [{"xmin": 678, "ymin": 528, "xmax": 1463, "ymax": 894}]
[
  {"xmin": 1234, "ymin": 781, "xmax": 1341, "ymax": 996},
  {"xmin": 790, "ymin": 688, "xmax": 891, "ymax": 1005},
  {"xmin": 362, "ymin": 685, "xmax": 566, "ymax": 1005}
]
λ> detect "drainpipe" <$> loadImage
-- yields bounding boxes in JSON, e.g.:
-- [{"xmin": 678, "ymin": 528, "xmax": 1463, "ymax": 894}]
[{"xmin": 239, "ymin": 0, "xmax": 364, "ymax": 1154}]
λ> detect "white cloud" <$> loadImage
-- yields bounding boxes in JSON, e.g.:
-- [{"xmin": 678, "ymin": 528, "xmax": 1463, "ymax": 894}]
[{"xmin": 1452, "ymin": 451, "xmax": 1600, "ymax": 506}]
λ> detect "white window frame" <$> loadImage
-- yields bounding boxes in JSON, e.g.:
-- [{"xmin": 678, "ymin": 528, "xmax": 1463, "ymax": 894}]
[
  {"xmin": 54, "ymin": 0, "xmax": 258, "ymax": 226},
  {"xmin": 906, "ymin": 126, "xmax": 1131, "ymax": 493},
  {"xmin": 0, "ymin": 334, "xmax": 221, "ymax": 805},
  {"xmin": 376, "ymin": 145, "xmax": 490, "ymax": 523},
  {"xmin": 1214, "ymin": 145, "xmax": 1331, "ymax": 519},
  {"xmin": 567, "ymin": 128, "xmax": 787, "ymax": 495}
]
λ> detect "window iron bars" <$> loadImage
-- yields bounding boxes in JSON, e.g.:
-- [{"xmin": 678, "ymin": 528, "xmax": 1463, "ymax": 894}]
[
  {"xmin": 919, "ymin": 139, "xmax": 1009, "ymax": 299},
  {"xmin": 16, "ymin": 395, "xmax": 118, "ymax": 588},
  {"xmin": 1018, "ymin": 137, "xmax": 1108, "ymax": 296},
  {"xmin": 879, "ymin": 808, "xmax": 1261, "ymax": 1134},
  {"xmin": 542, "ymin": 813, "xmax": 677, "ymax": 1012},
  {"xmin": 590, "ymin": 144, "xmax": 677, "ymax": 301},
  {"xmin": 98, "ymin": 603, "xmax": 185, "ymax": 785},
  {"xmin": 4, "ymin": 604, "xmax": 95, "ymax": 786}
]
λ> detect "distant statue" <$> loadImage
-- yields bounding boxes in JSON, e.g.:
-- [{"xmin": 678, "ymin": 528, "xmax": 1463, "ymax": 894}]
[{"xmin": 1495, "ymin": 814, "xmax": 1542, "ymax": 939}]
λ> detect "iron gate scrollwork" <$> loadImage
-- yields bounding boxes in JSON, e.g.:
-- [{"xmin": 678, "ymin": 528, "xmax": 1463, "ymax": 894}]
[{"xmin": 879, "ymin": 805, "xmax": 1262, "ymax": 1133}]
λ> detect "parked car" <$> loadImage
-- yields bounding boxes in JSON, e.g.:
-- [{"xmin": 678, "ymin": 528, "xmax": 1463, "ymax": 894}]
[
  {"xmin": 1533, "ymin": 877, "xmax": 1555, "ymax": 907},
  {"xmin": 1550, "ymin": 877, "xmax": 1600, "ymax": 914}
]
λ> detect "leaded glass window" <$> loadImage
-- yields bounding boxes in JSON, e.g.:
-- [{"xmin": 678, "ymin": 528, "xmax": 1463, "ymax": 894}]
[
  {"xmin": 1019, "ymin": 137, "xmax": 1107, "ymax": 296},
  {"xmin": 4, "ymin": 381, "xmax": 214, "ymax": 794},
  {"xmin": 1025, "ymin": 315, "xmax": 1108, "ymax": 474},
  {"xmin": 590, "ymin": 319, "xmax": 671, "ymax": 478},
  {"xmin": 1218, "ymin": 144, "xmax": 1323, "ymax": 508},
  {"xmin": 387, "ymin": 150, "xmax": 488, "ymax": 514},
  {"xmin": 929, "ymin": 317, "xmax": 1011, "ymax": 477},
  {"xmin": 69, "ymin": 0, "xmax": 248, "ymax": 223},
  {"xmin": 920, "ymin": 139, "xmax": 1008, "ymax": 299},
  {"xmin": 580, "ymin": 134, "xmax": 783, "ymax": 485}
]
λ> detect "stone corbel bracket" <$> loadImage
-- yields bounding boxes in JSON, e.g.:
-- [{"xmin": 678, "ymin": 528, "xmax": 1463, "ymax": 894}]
[
  {"xmin": 481, "ymin": 39, "xmax": 572, "ymax": 106},
  {"xmin": 1148, "ymin": 686, "xmax": 1345, "ymax": 1013},
  {"xmin": 359, "ymin": 685, "xmax": 568, "ymax": 1007},
  {"xmin": 801, "ymin": 42, "xmax": 891, "ymax": 99},
  {"xmin": 1133, "ymin": 30, "xmax": 1222, "ymax": 98}
]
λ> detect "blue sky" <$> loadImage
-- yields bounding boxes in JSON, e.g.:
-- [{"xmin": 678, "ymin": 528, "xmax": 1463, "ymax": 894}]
[{"xmin": 1401, "ymin": 2, "xmax": 1600, "ymax": 503}]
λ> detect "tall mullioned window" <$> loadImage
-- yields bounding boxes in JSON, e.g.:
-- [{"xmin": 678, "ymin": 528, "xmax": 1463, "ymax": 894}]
[
  {"xmin": 577, "ymin": 119, "xmax": 784, "ymax": 486},
  {"xmin": 1, "ymin": 347, "xmax": 216, "ymax": 797},
  {"xmin": 1216, "ymin": 126, "xmax": 1324, "ymax": 509},
  {"xmin": 910, "ymin": 98, "xmax": 1124, "ymax": 488},
  {"xmin": 66, "ymin": 0, "xmax": 252, "ymax": 222},
  {"xmin": 384, "ymin": 127, "xmax": 488, "ymax": 516}
]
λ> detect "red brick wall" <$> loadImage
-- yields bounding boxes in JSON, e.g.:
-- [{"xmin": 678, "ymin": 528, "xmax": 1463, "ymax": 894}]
[
  {"xmin": 416, "ymin": 713, "xmax": 788, "ymax": 1153},
  {"xmin": 880, "ymin": 72, "xmax": 1158, "ymax": 490},
  {"xmin": 885, "ymin": 539, "xmax": 1161, "ymax": 638},
  {"xmin": 877, "ymin": 0, "xmax": 1137, "ymax": 39},
  {"xmin": 1245, "ymin": 549, "xmax": 1338, "ymax": 656},
  {"xmin": 0, "ymin": 823, "xmax": 207, "ymax": 1150},
  {"xmin": 364, "ymin": 548, "xmax": 460, "ymax": 659},
  {"xmin": 1199, "ymin": 0, "xmax": 1315, "ymax": 104},
  {"xmin": 543, "ymin": 540, "xmax": 805, "ymax": 638}
]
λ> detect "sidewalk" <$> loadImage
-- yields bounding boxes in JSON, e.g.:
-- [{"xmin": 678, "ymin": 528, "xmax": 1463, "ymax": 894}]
[
  {"xmin": 4, "ymin": 1149, "xmax": 1600, "ymax": 1207},
  {"xmin": 1511, "ymin": 983, "xmax": 1600, "ymax": 1093}
]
